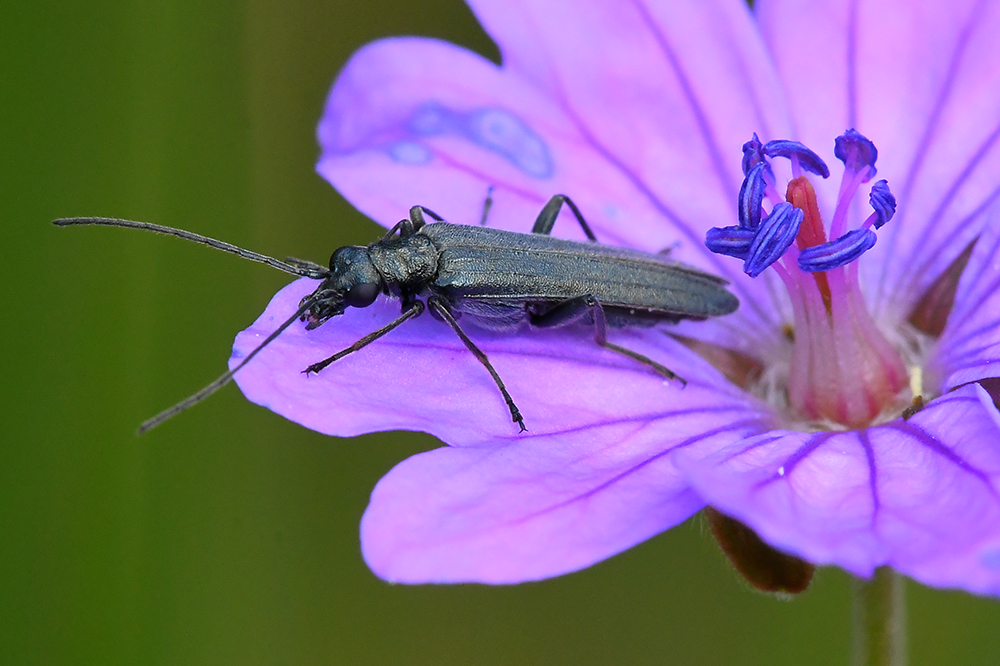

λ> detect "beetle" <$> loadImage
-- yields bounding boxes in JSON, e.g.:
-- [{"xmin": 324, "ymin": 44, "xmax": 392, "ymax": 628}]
[{"xmin": 54, "ymin": 194, "xmax": 739, "ymax": 432}]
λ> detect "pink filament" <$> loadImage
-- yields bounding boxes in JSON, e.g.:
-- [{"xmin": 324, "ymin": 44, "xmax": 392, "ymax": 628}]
[{"xmin": 783, "ymin": 176, "xmax": 907, "ymax": 427}]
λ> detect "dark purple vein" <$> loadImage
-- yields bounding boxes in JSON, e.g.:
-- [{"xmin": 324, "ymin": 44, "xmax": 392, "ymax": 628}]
[
  {"xmin": 887, "ymin": 421, "xmax": 999, "ymax": 499},
  {"xmin": 900, "ymin": 117, "xmax": 1000, "ymax": 296},
  {"xmin": 858, "ymin": 429, "xmax": 880, "ymax": 520},
  {"xmin": 755, "ymin": 431, "xmax": 839, "ymax": 489},
  {"xmin": 506, "ymin": 419, "xmax": 764, "ymax": 526},
  {"xmin": 877, "ymin": 0, "xmax": 986, "ymax": 308}
]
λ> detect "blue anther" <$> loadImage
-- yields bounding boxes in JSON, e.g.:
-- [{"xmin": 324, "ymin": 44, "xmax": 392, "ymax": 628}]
[
  {"xmin": 738, "ymin": 162, "xmax": 769, "ymax": 229},
  {"xmin": 706, "ymin": 225, "xmax": 755, "ymax": 260},
  {"xmin": 744, "ymin": 203, "xmax": 804, "ymax": 278},
  {"xmin": 742, "ymin": 133, "xmax": 765, "ymax": 176},
  {"xmin": 834, "ymin": 129, "xmax": 878, "ymax": 179},
  {"xmin": 868, "ymin": 179, "xmax": 895, "ymax": 229},
  {"xmin": 798, "ymin": 228, "xmax": 877, "ymax": 272},
  {"xmin": 763, "ymin": 140, "xmax": 830, "ymax": 178}
]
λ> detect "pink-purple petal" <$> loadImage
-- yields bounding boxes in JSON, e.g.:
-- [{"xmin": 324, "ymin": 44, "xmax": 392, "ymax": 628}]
[
  {"xmin": 674, "ymin": 384, "xmax": 1000, "ymax": 595},
  {"xmin": 758, "ymin": 0, "xmax": 1000, "ymax": 320},
  {"xmin": 316, "ymin": 23, "xmax": 790, "ymax": 351},
  {"xmin": 229, "ymin": 277, "xmax": 782, "ymax": 583},
  {"xmin": 230, "ymin": 278, "xmax": 758, "ymax": 443},
  {"xmin": 359, "ymin": 427, "xmax": 706, "ymax": 584}
]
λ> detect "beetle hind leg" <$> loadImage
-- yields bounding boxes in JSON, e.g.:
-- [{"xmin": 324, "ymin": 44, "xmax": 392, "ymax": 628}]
[{"xmin": 529, "ymin": 295, "xmax": 686, "ymax": 385}]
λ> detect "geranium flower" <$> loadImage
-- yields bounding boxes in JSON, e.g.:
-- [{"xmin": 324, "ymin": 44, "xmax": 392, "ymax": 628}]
[{"xmin": 229, "ymin": 0, "xmax": 1000, "ymax": 594}]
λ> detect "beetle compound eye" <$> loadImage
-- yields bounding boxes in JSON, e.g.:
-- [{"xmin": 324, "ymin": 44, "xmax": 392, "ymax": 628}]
[{"xmin": 345, "ymin": 282, "xmax": 380, "ymax": 308}]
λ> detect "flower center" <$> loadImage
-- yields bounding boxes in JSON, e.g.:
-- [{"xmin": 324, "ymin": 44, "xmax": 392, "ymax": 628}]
[{"xmin": 706, "ymin": 130, "xmax": 907, "ymax": 428}]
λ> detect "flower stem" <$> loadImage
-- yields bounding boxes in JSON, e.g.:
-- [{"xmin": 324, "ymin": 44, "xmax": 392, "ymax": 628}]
[{"xmin": 852, "ymin": 567, "xmax": 907, "ymax": 666}]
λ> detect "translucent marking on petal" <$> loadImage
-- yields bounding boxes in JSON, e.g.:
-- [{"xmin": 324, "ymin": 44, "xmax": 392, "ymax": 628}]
[
  {"xmin": 798, "ymin": 228, "xmax": 877, "ymax": 272},
  {"xmin": 408, "ymin": 102, "xmax": 457, "ymax": 135},
  {"xmin": 406, "ymin": 102, "xmax": 553, "ymax": 178},
  {"xmin": 744, "ymin": 202, "xmax": 804, "ymax": 278},
  {"xmin": 742, "ymin": 132, "xmax": 765, "ymax": 176},
  {"xmin": 738, "ymin": 162, "xmax": 768, "ymax": 229},
  {"xmin": 868, "ymin": 179, "xmax": 896, "ymax": 229},
  {"xmin": 834, "ymin": 129, "xmax": 878, "ymax": 180},
  {"xmin": 706, "ymin": 225, "xmax": 755, "ymax": 259},
  {"xmin": 466, "ymin": 108, "xmax": 553, "ymax": 178},
  {"xmin": 388, "ymin": 140, "xmax": 433, "ymax": 165},
  {"xmin": 755, "ymin": 431, "xmax": 836, "ymax": 488},
  {"xmin": 231, "ymin": 347, "xmax": 245, "ymax": 360},
  {"xmin": 762, "ymin": 139, "xmax": 830, "ymax": 178},
  {"xmin": 982, "ymin": 549, "xmax": 1000, "ymax": 570}
]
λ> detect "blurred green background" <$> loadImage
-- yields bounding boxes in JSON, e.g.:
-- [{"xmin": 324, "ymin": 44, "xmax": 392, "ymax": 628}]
[{"xmin": 3, "ymin": 1, "xmax": 999, "ymax": 664}]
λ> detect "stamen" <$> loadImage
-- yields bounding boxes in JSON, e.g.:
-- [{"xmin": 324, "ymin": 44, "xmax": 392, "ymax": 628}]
[
  {"xmin": 705, "ymin": 130, "xmax": 909, "ymax": 428},
  {"xmin": 867, "ymin": 180, "xmax": 896, "ymax": 229},
  {"xmin": 739, "ymin": 162, "xmax": 769, "ymax": 229},
  {"xmin": 834, "ymin": 129, "xmax": 878, "ymax": 180},
  {"xmin": 744, "ymin": 203, "xmax": 803, "ymax": 277},
  {"xmin": 706, "ymin": 225, "xmax": 755, "ymax": 259},
  {"xmin": 763, "ymin": 140, "xmax": 831, "ymax": 178},
  {"xmin": 798, "ymin": 228, "xmax": 877, "ymax": 272},
  {"xmin": 741, "ymin": 133, "xmax": 765, "ymax": 175}
]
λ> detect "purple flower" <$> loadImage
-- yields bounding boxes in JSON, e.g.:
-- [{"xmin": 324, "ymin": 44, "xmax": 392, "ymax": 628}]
[{"xmin": 229, "ymin": 0, "xmax": 1000, "ymax": 593}]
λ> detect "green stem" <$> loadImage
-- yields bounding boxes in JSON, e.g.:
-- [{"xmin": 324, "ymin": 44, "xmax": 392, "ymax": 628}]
[{"xmin": 852, "ymin": 567, "xmax": 907, "ymax": 666}]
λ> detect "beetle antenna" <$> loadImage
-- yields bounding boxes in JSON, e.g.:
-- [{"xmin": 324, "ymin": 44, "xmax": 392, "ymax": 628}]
[
  {"xmin": 53, "ymin": 217, "xmax": 330, "ymax": 279},
  {"xmin": 137, "ymin": 296, "xmax": 318, "ymax": 434}
]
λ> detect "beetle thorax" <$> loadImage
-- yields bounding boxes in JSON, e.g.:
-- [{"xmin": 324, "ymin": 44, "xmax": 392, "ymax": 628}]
[{"xmin": 368, "ymin": 233, "xmax": 439, "ymax": 290}]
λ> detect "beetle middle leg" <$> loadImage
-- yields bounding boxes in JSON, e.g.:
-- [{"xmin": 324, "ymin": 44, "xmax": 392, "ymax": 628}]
[
  {"xmin": 427, "ymin": 296, "xmax": 526, "ymax": 432},
  {"xmin": 532, "ymin": 194, "xmax": 598, "ymax": 241},
  {"xmin": 302, "ymin": 301, "xmax": 425, "ymax": 375},
  {"xmin": 529, "ymin": 296, "xmax": 687, "ymax": 385},
  {"xmin": 479, "ymin": 185, "xmax": 494, "ymax": 226}
]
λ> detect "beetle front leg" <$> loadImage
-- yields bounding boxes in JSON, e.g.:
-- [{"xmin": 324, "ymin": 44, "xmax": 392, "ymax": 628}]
[
  {"xmin": 529, "ymin": 295, "xmax": 686, "ymax": 385},
  {"xmin": 302, "ymin": 301, "xmax": 425, "ymax": 375}
]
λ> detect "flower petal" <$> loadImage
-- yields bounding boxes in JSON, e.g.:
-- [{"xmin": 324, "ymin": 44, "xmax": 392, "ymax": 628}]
[
  {"xmin": 230, "ymin": 279, "xmax": 759, "ymax": 442},
  {"xmin": 230, "ymin": 278, "xmax": 776, "ymax": 583},
  {"xmin": 360, "ymin": 428, "xmax": 707, "ymax": 584},
  {"xmin": 758, "ymin": 0, "xmax": 1000, "ymax": 319},
  {"xmin": 675, "ymin": 384, "xmax": 1000, "ymax": 595},
  {"xmin": 317, "ymin": 5, "xmax": 794, "ymax": 351}
]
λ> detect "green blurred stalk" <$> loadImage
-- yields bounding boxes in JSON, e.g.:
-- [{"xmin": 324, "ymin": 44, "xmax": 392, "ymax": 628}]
[{"xmin": 852, "ymin": 567, "xmax": 906, "ymax": 666}]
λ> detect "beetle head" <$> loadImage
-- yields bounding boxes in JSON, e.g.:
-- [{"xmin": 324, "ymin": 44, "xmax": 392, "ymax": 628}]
[{"xmin": 300, "ymin": 245, "xmax": 384, "ymax": 329}]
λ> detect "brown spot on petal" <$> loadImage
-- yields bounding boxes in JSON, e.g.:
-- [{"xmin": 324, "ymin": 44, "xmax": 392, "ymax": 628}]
[
  {"xmin": 973, "ymin": 378, "xmax": 1000, "ymax": 411},
  {"xmin": 672, "ymin": 335, "xmax": 763, "ymax": 389},
  {"xmin": 706, "ymin": 507, "xmax": 814, "ymax": 595},
  {"xmin": 908, "ymin": 238, "xmax": 977, "ymax": 337}
]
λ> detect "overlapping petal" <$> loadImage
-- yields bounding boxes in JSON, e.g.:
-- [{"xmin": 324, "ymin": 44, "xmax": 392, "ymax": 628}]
[
  {"xmin": 758, "ymin": 0, "xmax": 1000, "ymax": 320},
  {"xmin": 316, "ymin": 0, "xmax": 798, "ymax": 352},
  {"xmin": 674, "ymin": 384, "xmax": 1000, "ymax": 594}
]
